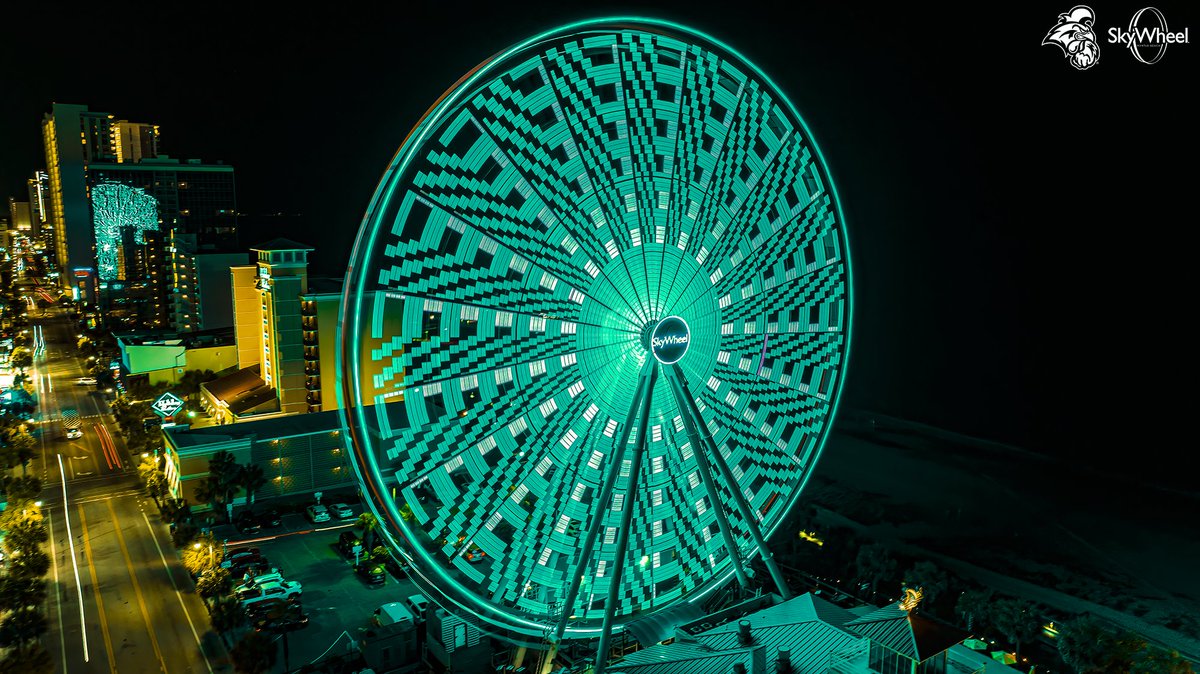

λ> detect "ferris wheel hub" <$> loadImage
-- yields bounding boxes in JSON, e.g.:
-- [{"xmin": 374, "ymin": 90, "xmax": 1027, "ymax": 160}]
[{"xmin": 649, "ymin": 316, "xmax": 691, "ymax": 364}]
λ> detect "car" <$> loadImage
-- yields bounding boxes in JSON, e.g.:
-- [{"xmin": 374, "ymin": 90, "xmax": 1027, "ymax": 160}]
[
  {"xmin": 234, "ymin": 512, "xmax": 261, "ymax": 534},
  {"xmin": 234, "ymin": 571, "xmax": 285, "ymax": 593},
  {"xmin": 328, "ymin": 503, "xmax": 355, "ymax": 519},
  {"xmin": 356, "ymin": 562, "xmax": 387, "ymax": 585},
  {"xmin": 75, "ymin": 377, "xmax": 97, "ymax": 386},
  {"xmin": 245, "ymin": 598, "xmax": 291, "ymax": 618},
  {"xmin": 252, "ymin": 605, "xmax": 309, "ymax": 633},
  {"xmin": 238, "ymin": 581, "xmax": 302, "ymax": 607},
  {"xmin": 259, "ymin": 509, "xmax": 283, "ymax": 528},
  {"xmin": 404, "ymin": 594, "xmax": 429, "ymax": 623},
  {"xmin": 224, "ymin": 547, "xmax": 262, "ymax": 563},
  {"xmin": 383, "ymin": 554, "xmax": 409, "ymax": 580},
  {"xmin": 65, "ymin": 428, "xmax": 83, "ymax": 440},
  {"xmin": 306, "ymin": 505, "xmax": 331, "ymax": 523},
  {"xmin": 336, "ymin": 531, "xmax": 363, "ymax": 558},
  {"xmin": 226, "ymin": 556, "xmax": 271, "ymax": 575}
]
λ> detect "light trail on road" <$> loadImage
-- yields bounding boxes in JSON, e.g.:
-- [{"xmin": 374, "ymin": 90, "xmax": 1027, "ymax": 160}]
[
  {"xmin": 56, "ymin": 453, "xmax": 89, "ymax": 664},
  {"xmin": 141, "ymin": 509, "xmax": 216, "ymax": 674}
]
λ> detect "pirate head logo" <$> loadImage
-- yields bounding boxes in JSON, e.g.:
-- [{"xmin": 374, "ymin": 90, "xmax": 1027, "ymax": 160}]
[{"xmin": 1043, "ymin": 6, "xmax": 1101, "ymax": 69}]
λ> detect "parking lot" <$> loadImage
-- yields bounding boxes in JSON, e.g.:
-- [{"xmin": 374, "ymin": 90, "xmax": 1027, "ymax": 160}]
[{"xmin": 214, "ymin": 502, "xmax": 424, "ymax": 668}]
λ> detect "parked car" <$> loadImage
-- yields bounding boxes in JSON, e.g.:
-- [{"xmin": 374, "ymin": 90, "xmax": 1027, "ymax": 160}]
[
  {"xmin": 383, "ymin": 554, "xmax": 409, "ymax": 580},
  {"xmin": 404, "ymin": 594, "xmax": 429, "ymax": 623},
  {"xmin": 252, "ymin": 605, "xmax": 309, "ymax": 633},
  {"xmin": 234, "ymin": 512, "xmax": 261, "ymax": 534},
  {"xmin": 306, "ymin": 505, "xmax": 331, "ymax": 523},
  {"xmin": 259, "ymin": 509, "xmax": 283, "ymax": 528},
  {"xmin": 228, "ymin": 558, "xmax": 273, "ymax": 577},
  {"xmin": 245, "ymin": 598, "xmax": 291, "ymax": 618},
  {"xmin": 356, "ymin": 562, "xmax": 387, "ymax": 586},
  {"xmin": 234, "ymin": 571, "xmax": 285, "ymax": 593},
  {"xmin": 224, "ymin": 547, "xmax": 261, "ymax": 562},
  {"xmin": 238, "ymin": 581, "xmax": 302, "ymax": 608},
  {"xmin": 328, "ymin": 503, "xmax": 355, "ymax": 520},
  {"xmin": 336, "ymin": 531, "xmax": 363, "ymax": 558}
]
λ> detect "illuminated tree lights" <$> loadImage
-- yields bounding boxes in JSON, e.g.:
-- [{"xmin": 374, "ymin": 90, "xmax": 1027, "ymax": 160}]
[
  {"xmin": 90, "ymin": 182, "xmax": 159, "ymax": 280},
  {"xmin": 340, "ymin": 19, "xmax": 852, "ymax": 643}
]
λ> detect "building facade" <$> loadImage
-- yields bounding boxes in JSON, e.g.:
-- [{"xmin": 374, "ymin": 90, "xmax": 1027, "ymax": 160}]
[
  {"xmin": 167, "ymin": 230, "xmax": 246, "ymax": 332},
  {"xmin": 116, "ymin": 329, "xmax": 238, "ymax": 387}
]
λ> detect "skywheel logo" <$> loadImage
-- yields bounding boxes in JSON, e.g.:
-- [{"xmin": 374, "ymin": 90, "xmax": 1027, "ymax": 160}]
[{"xmin": 1108, "ymin": 7, "xmax": 1189, "ymax": 64}]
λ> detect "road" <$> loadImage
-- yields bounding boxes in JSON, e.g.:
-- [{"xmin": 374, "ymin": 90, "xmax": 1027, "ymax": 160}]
[{"xmin": 27, "ymin": 306, "xmax": 227, "ymax": 673}]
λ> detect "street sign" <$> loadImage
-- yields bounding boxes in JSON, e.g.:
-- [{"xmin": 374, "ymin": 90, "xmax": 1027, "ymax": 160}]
[{"xmin": 150, "ymin": 392, "xmax": 186, "ymax": 418}]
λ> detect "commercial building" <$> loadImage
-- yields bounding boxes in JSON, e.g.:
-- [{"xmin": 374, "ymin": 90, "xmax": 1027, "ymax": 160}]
[
  {"xmin": 27, "ymin": 170, "xmax": 49, "ymax": 236},
  {"xmin": 160, "ymin": 410, "xmax": 354, "ymax": 508},
  {"xmin": 116, "ymin": 329, "xmax": 238, "ymax": 388},
  {"xmin": 6, "ymin": 199, "xmax": 32, "ymax": 232},
  {"xmin": 604, "ymin": 592, "xmax": 1013, "ymax": 674}
]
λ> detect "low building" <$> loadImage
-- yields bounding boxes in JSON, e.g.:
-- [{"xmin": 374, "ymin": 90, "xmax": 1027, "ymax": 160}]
[
  {"xmin": 161, "ymin": 409, "xmax": 353, "ymax": 508},
  {"xmin": 199, "ymin": 364, "xmax": 278, "ymax": 425},
  {"xmin": 607, "ymin": 592, "xmax": 1010, "ymax": 674},
  {"xmin": 116, "ymin": 328, "xmax": 237, "ymax": 388}
]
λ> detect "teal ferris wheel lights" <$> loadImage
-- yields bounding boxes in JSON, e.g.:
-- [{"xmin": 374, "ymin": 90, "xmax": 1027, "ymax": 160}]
[{"xmin": 339, "ymin": 18, "xmax": 853, "ymax": 645}]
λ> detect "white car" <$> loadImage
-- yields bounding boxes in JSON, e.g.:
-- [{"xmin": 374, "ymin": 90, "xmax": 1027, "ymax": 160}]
[
  {"xmin": 75, "ymin": 377, "xmax": 97, "ymax": 386},
  {"xmin": 404, "ymin": 594, "xmax": 429, "ymax": 623},
  {"xmin": 238, "ymin": 581, "xmax": 302, "ymax": 607},
  {"xmin": 65, "ymin": 428, "xmax": 83, "ymax": 440},
  {"xmin": 306, "ymin": 505, "xmax": 331, "ymax": 523},
  {"xmin": 328, "ymin": 503, "xmax": 355, "ymax": 519},
  {"xmin": 233, "ymin": 571, "xmax": 284, "ymax": 593}
]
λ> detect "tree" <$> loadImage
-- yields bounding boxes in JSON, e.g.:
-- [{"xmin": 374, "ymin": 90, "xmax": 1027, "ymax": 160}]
[
  {"xmin": 991, "ymin": 598, "xmax": 1043, "ymax": 663},
  {"xmin": 6, "ymin": 548, "xmax": 51, "ymax": 579},
  {"xmin": 0, "ymin": 577, "xmax": 47, "ymax": 613},
  {"xmin": 145, "ymin": 471, "xmax": 169, "ymax": 509},
  {"xmin": 171, "ymin": 522, "xmax": 200, "ymax": 549},
  {"xmin": 903, "ymin": 560, "xmax": 950, "ymax": 607},
  {"xmin": 230, "ymin": 630, "xmax": 277, "ymax": 674},
  {"xmin": 0, "ymin": 640, "xmax": 53, "ymax": 673},
  {"xmin": 1, "ymin": 430, "xmax": 37, "ymax": 475},
  {"xmin": 1130, "ymin": 646, "xmax": 1195, "ymax": 674},
  {"xmin": 356, "ymin": 512, "xmax": 380, "ymax": 552},
  {"xmin": 209, "ymin": 596, "xmax": 248, "ymax": 648},
  {"xmin": 0, "ymin": 608, "xmax": 48, "ymax": 653},
  {"xmin": 1, "ymin": 475, "xmax": 42, "ymax": 501},
  {"xmin": 162, "ymin": 497, "xmax": 193, "ymax": 526},
  {"xmin": 956, "ymin": 588, "xmax": 993, "ymax": 632},
  {"xmin": 182, "ymin": 532, "xmax": 221, "ymax": 577},
  {"xmin": 1058, "ymin": 615, "xmax": 1144, "ymax": 674},
  {"xmin": 198, "ymin": 450, "xmax": 242, "ymax": 522},
  {"xmin": 2, "ymin": 519, "xmax": 49, "ymax": 554},
  {"xmin": 9, "ymin": 348, "xmax": 31, "ymax": 372},
  {"xmin": 238, "ymin": 464, "xmax": 267, "ymax": 510},
  {"xmin": 854, "ymin": 543, "xmax": 898, "ymax": 594},
  {"xmin": 196, "ymin": 567, "xmax": 233, "ymax": 601},
  {"xmin": 0, "ymin": 499, "xmax": 42, "ymax": 532}
]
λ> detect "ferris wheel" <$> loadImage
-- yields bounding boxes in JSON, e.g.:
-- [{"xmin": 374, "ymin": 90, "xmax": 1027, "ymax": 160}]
[{"xmin": 339, "ymin": 17, "xmax": 852, "ymax": 659}]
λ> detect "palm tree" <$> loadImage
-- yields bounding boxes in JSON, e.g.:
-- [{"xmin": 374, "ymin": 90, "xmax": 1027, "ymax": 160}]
[
  {"xmin": 991, "ymin": 598, "xmax": 1043, "ymax": 663},
  {"xmin": 230, "ymin": 627, "xmax": 277, "ymax": 674},
  {"xmin": 209, "ymin": 596, "xmax": 248, "ymax": 648},
  {"xmin": 0, "ymin": 608, "xmax": 48, "ymax": 653},
  {"xmin": 903, "ymin": 560, "xmax": 950, "ymax": 607},
  {"xmin": 0, "ymin": 578, "xmax": 47, "ymax": 613},
  {"xmin": 955, "ymin": 588, "xmax": 993, "ymax": 632},
  {"xmin": 854, "ymin": 543, "xmax": 898, "ymax": 595},
  {"xmin": 1058, "ymin": 615, "xmax": 1143, "ymax": 674},
  {"xmin": 238, "ymin": 464, "xmax": 267, "ymax": 510},
  {"xmin": 356, "ymin": 512, "xmax": 379, "ymax": 552},
  {"xmin": 195, "ymin": 477, "xmax": 228, "ymax": 522},
  {"xmin": 206, "ymin": 450, "xmax": 242, "ymax": 522}
]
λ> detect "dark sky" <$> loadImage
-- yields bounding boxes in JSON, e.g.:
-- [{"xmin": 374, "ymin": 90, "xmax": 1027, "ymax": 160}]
[{"xmin": 2, "ymin": 3, "xmax": 1195, "ymax": 486}]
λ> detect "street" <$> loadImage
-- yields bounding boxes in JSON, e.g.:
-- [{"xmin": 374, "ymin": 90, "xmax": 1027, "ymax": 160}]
[{"xmin": 28, "ymin": 306, "xmax": 224, "ymax": 673}]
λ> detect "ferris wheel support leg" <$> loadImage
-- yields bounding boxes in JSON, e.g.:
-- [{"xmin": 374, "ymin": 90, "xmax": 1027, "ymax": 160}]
[
  {"xmin": 593, "ymin": 363, "xmax": 657, "ymax": 674},
  {"xmin": 553, "ymin": 359, "xmax": 658, "ymax": 645},
  {"xmin": 663, "ymin": 370, "xmax": 751, "ymax": 591},
  {"xmin": 667, "ymin": 364, "xmax": 793, "ymax": 601}
]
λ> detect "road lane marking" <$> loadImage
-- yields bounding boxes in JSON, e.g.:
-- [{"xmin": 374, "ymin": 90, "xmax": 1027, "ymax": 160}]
[
  {"xmin": 141, "ymin": 509, "xmax": 216, "ymax": 674},
  {"xmin": 47, "ymin": 512, "xmax": 68, "ymax": 674},
  {"xmin": 77, "ymin": 506, "xmax": 114, "ymax": 673},
  {"xmin": 56, "ymin": 454, "xmax": 90, "ymax": 666},
  {"xmin": 107, "ymin": 499, "xmax": 168, "ymax": 674}
]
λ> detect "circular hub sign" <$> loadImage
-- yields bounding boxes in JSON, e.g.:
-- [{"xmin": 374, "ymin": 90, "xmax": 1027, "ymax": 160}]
[{"xmin": 650, "ymin": 316, "xmax": 691, "ymax": 364}]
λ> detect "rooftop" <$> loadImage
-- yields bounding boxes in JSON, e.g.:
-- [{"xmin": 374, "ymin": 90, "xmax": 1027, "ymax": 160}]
[
  {"xmin": 303, "ymin": 277, "xmax": 344, "ymax": 296},
  {"xmin": 201, "ymin": 364, "xmax": 275, "ymax": 415},
  {"xmin": 251, "ymin": 237, "xmax": 314, "ymax": 252},
  {"xmin": 115, "ymin": 327, "xmax": 235, "ymax": 348},
  {"xmin": 165, "ymin": 409, "xmax": 343, "ymax": 449}
]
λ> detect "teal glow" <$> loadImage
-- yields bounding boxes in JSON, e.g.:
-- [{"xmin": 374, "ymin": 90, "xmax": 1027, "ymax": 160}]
[
  {"xmin": 339, "ymin": 18, "xmax": 853, "ymax": 644},
  {"xmin": 90, "ymin": 182, "xmax": 159, "ymax": 281}
]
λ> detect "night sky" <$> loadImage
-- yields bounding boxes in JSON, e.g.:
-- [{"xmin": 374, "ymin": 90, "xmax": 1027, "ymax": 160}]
[{"xmin": 2, "ymin": 3, "xmax": 1194, "ymax": 487}]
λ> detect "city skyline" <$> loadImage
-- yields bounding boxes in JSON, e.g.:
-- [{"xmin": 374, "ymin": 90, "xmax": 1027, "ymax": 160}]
[{"xmin": 1, "ymin": 3, "xmax": 1195, "ymax": 490}]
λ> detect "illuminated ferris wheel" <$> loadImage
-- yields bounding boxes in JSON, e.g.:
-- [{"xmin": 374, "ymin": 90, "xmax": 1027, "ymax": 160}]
[{"xmin": 339, "ymin": 17, "xmax": 852, "ymax": 656}]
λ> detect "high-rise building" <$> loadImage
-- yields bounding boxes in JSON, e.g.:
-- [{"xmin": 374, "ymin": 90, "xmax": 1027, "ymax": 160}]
[
  {"xmin": 112, "ymin": 121, "xmax": 159, "ymax": 163},
  {"xmin": 167, "ymin": 229, "xmax": 247, "ymax": 332},
  {"xmin": 26, "ymin": 171, "xmax": 49, "ymax": 235},
  {"xmin": 42, "ymin": 103, "xmax": 110, "ymax": 291},
  {"xmin": 252, "ymin": 239, "xmax": 313, "ymax": 415},
  {"xmin": 300, "ymin": 278, "xmax": 343, "ymax": 413},
  {"xmin": 6, "ymin": 199, "xmax": 32, "ymax": 231}
]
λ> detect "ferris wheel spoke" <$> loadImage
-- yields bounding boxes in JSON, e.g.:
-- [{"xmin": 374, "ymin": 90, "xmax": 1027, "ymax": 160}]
[
  {"xmin": 664, "ymin": 363, "xmax": 792, "ymax": 600},
  {"xmin": 397, "ymin": 290, "xmax": 639, "ymax": 336}
]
